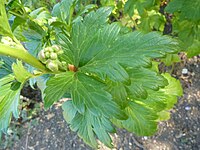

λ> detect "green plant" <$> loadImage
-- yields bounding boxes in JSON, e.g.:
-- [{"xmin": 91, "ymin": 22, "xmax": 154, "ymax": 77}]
[
  {"xmin": 165, "ymin": 0, "xmax": 200, "ymax": 57},
  {"xmin": 0, "ymin": 0, "xmax": 183, "ymax": 148}
]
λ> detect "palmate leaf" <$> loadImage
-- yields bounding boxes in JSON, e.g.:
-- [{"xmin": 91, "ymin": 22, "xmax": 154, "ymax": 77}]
[{"xmin": 46, "ymin": 7, "xmax": 180, "ymax": 147}]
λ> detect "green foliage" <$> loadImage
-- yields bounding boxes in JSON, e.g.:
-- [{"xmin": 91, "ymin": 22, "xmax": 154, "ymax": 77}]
[
  {"xmin": 165, "ymin": 0, "xmax": 200, "ymax": 57},
  {"xmin": 0, "ymin": 0, "xmax": 14, "ymax": 38},
  {"xmin": 124, "ymin": 0, "xmax": 155, "ymax": 16},
  {"xmin": 0, "ymin": 60, "xmax": 33, "ymax": 136},
  {"xmin": 165, "ymin": 0, "xmax": 200, "ymax": 21},
  {"xmin": 0, "ymin": 0, "xmax": 187, "ymax": 149},
  {"xmin": 48, "ymin": 8, "xmax": 180, "ymax": 148}
]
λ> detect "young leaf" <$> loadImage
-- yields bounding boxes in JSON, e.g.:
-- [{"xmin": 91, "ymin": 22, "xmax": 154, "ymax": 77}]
[
  {"xmin": 12, "ymin": 60, "xmax": 33, "ymax": 82},
  {"xmin": 161, "ymin": 54, "xmax": 181, "ymax": 66},
  {"xmin": 52, "ymin": 0, "xmax": 74, "ymax": 23},
  {"xmin": 187, "ymin": 40, "xmax": 200, "ymax": 58},
  {"xmin": 160, "ymin": 73, "xmax": 183, "ymax": 109}
]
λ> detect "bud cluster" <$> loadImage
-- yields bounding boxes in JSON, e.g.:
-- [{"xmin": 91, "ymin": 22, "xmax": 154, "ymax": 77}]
[{"xmin": 38, "ymin": 45, "xmax": 66, "ymax": 72}]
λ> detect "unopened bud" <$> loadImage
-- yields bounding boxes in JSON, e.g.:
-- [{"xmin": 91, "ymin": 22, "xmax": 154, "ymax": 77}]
[
  {"xmin": 45, "ymin": 47, "xmax": 53, "ymax": 52},
  {"xmin": 52, "ymin": 45, "xmax": 63, "ymax": 55},
  {"xmin": 46, "ymin": 60, "xmax": 58, "ymax": 72},
  {"xmin": 45, "ymin": 51, "xmax": 50, "ymax": 58},
  {"xmin": 52, "ymin": 45, "xmax": 61, "ymax": 51},
  {"xmin": 50, "ymin": 52, "xmax": 57, "ymax": 60},
  {"xmin": 38, "ymin": 50, "xmax": 46, "ymax": 63}
]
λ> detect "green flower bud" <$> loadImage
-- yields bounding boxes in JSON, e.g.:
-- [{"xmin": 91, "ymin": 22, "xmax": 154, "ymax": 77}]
[
  {"xmin": 46, "ymin": 60, "xmax": 59, "ymax": 72},
  {"xmin": 52, "ymin": 45, "xmax": 61, "ymax": 51},
  {"xmin": 45, "ymin": 51, "xmax": 50, "ymax": 58},
  {"xmin": 38, "ymin": 50, "xmax": 46, "ymax": 63},
  {"xmin": 52, "ymin": 45, "xmax": 63, "ymax": 55},
  {"xmin": 50, "ymin": 52, "xmax": 57, "ymax": 60},
  {"xmin": 45, "ymin": 47, "xmax": 54, "ymax": 52}
]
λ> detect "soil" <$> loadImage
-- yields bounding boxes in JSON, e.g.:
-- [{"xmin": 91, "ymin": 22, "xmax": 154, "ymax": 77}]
[{"xmin": 1, "ymin": 56, "xmax": 200, "ymax": 150}]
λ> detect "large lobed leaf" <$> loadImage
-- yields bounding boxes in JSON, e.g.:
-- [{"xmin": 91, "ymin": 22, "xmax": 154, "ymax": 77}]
[{"xmin": 44, "ymin": 7, "xmax": 181, "ymax": 148}]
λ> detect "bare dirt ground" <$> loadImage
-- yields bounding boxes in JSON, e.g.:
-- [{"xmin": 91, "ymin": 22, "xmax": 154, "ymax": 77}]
[{"xmin": 0, "ymin": 55, "xmax": 199, "ymax": 150}]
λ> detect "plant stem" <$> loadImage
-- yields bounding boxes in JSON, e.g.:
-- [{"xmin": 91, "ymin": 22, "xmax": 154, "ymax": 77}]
[{"xmin": 0, "ymin": 44, "xmax": 49, "ymax": 73}]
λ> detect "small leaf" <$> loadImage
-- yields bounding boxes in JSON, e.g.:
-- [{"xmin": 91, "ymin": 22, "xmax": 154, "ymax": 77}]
[
  {"xmin": 161, "ymin": 54, "xmax": 181, "ymax": 66},
  {"xmin": 157, "ymin": 110, "xmax": 170, "ymax": 121},
  {"xmin": 160, "ymin": 73, "xmax": 183, "ymax": 109},
  {"xmin": 52, "ymin": 0, "xmax": 74, "ymax": 23},
  {"xmin": 12, "ymin": 60, "xmax": 33, "ymax": 82},
  {"xmin": 187, "ymin": 40, "xmax": 200, "ymax": 58}
]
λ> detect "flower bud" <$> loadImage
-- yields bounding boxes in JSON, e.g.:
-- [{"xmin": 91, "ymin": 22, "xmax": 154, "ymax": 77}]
[
  {"xmin": 52, "ymin": 45, "xmax": 61, "ymax": 51},
  {"xmin": 38, "ymin": 50, "xmax": 46, "ymax": 63},
  {"xmin": 45, "ymin": 51, "xmax": 50, "ymax": 58},
  {"xmin": 46, "ymin": 60, "xmax": 59, "ymax": 72},
  {"xmin": 52, "ymin": 45, "xmax": 63, "ymax": 55},
  {"xmin": 50, "ymin": 52, "xmax": 57, "ymax": 60},
  {"xmin": 45, "ymin": 47, "xmax": 54, "ymax": 52}
]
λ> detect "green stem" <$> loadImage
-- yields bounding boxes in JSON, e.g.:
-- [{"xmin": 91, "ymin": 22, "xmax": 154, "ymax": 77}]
[{"xmin": 0, "ymin": 44, "xmax": 49, "ymax": 73}]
